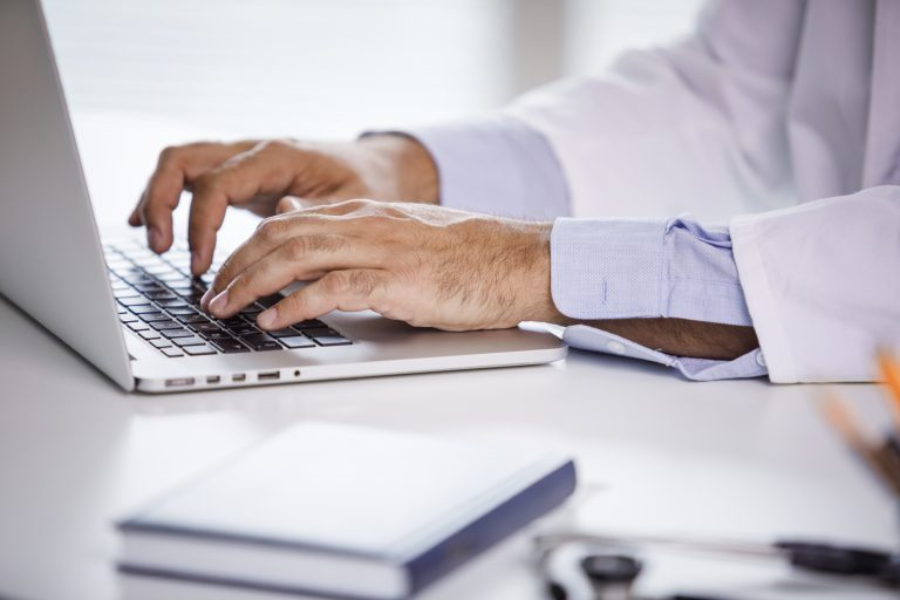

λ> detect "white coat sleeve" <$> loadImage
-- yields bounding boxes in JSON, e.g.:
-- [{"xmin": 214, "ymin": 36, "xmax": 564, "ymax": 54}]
[
  {"xmin": 731, "ymin": 187, "xmax": 900, "ymax": 383},
  {"xmin": 503, "ymin": 0, "xmax": 806, "ymax": 222}
]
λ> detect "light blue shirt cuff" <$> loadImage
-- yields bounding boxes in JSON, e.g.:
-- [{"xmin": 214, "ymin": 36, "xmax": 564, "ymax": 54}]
[
  {"xmin": 551, "ymin": 216, "xmax": 753, "ymax": 325},
  {"xmin": 401, "ymin": 116, "xmax": 570, "ymax": 220},
  {"xmin": 551, "ymin": 216, "xmax": 765, "ymax": 381}
]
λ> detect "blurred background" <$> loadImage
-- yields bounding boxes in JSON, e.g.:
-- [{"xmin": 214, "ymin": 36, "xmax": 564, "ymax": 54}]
[{"xmin": 44, "ymin": 0, "xmax": 705, "ymax": 140}]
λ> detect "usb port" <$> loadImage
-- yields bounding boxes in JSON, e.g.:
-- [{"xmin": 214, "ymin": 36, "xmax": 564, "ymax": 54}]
[
  {"xmin": 232, "ymin": 373, "xmax": 247, "ymax": 382},
  {"xmin": 258, "ymin": 371, "xmax": 280, "ymax": 382},
  {"xmin": 206, "ymin": 375, "xmax": 221, "ymax": 385},
  {"xmin": 165, "ymin": 377, "xmax": 195, "ymax": 388}
]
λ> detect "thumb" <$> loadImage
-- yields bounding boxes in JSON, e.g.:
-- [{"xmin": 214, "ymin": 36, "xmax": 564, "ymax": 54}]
[{"xmin": 276, "ymin": 196, "xmax": 305, "ymax": 214}]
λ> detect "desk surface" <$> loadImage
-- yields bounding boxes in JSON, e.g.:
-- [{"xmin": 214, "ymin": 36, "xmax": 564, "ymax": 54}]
[{"xmin": 0, "ymin": 115, "xmax": 897, "ymax": 600}]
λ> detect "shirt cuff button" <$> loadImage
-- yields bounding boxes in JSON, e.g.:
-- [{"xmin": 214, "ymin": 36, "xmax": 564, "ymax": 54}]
[
  {"xmin": 756, "ymin": 351, "xmax": 767, "ymax": 367},
  {"xmin": 606, "ymin": 340, "xmax": 627, "ymax": 355}
]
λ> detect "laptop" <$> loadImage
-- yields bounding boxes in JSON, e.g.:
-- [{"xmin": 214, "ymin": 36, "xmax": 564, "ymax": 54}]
[{"xmin": 0, "ymin": 0, "xmax": 566, "ymax": 393}]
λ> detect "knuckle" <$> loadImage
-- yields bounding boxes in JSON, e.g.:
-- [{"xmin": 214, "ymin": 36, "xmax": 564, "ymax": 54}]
[
  {"xmin": 158, "ymin": 145, "xmax": 180, "ymax": 164},
  {"xmin": 258, "ymin": 138, "xmax": 292, "ymax": 155},
  {"xmin": 214, "ymin": 261, "xmax": 235, "ymax": 287},
  {"xmin": 256, "ymin": 217, "xmax": 288, "ymax": 243},
  {"xmin": 342, "ymin": 198, "xmax": 369, "ymax": 213},
  {"xmin": 307, "ymin": 233, "xmax": 343, "ymax": 253},
  {"xmin": 322, "ymin": 272, "xmax": 351, "ymax": 296},
  {"xmin": 285, "ymin": 236, "xmax": 310, "ymax": 260},
  {"xmin": 347, "ymin": 270, "xmax": 379, "ymax": 297}
]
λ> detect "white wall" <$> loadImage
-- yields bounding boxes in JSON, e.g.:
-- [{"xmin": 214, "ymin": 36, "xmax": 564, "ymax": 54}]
[{"xmin": 44, "ymin": 0, "xmax": 705, "ymax": 140}]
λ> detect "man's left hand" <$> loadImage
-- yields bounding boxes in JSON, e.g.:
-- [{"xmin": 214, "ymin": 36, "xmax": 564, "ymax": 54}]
[{"xmin": 202, "ymin": 198, "xmax": 564, "ymax": 331}]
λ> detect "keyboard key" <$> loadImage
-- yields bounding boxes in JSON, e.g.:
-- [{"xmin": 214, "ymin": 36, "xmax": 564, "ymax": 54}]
[
  {"xmin": 167, "ymin": 307, "xmax": 196, "ymax": 316},
  {"xmin": 177, "ymin": 315, "xmax": 209, "ymax": 326},
  {"xmin": 219, "ymin": 317, "xmax": 246, "ymax": 328},
  {"xmin": 191, "ymin": 322, "xmax": 223, "ymax": 336},
  {"xmin": 119, "ymin": 314, "xmax": 139, "ymax": 324},
  {"xmin": 239, "ymin": 304, "xmax": 263, "ymax": 316},
  {"xmin": 161, "ymin": 347, "xmax": 184, "ymax": 358},
  {"xmin": 204, "ymin": 330, "xmax": 236, "ymax": 341},
  {"xmin": 133, "ymin": 282, "xmax": 164, "ymax": 293},
  {"xmin": 256, "ymin": 294, "xmax": 284, "ymax": 308},
  {"xmin": 183, "ymin": 291, "xmax": 207, "ymax": 306},
  {"xmin": 149, "ymin": 319, "xmax": 182, "ymax": 330},
  {"xmin": 140, "ymin": 312, "xmax": 170, "ymax": 322},
  {"xmin": 156, "ymin": 299, "xmax": 188, "ymax": 309},
  {"xmin": 167, "ymin": 284, "xmax": 194, "ymax": 295},
  {"xmin": 146, "ymin": 290, "xmax": 177, "ymax": 300},
  {"xmin": 126, "ymin": 321, "xmax": 149, "ymax": 332},
  {"xmin": 239, "ymin": 333, "xmax": 282, "ymax": 351},
  {"xmin": 161, "ymin": 328, "xmax": 193, "ymax": 339},
  {"xmin": 172, "ymin": 336, "xmax": 207, "ymax": 347},
  {"xmin": 113, "ymin": 289, "xmax": 140, "ymax": 299},
  {"xmin": 268, "ymin": 328, "xmax": 299, "ymax": 337},
  {"xmin": 139, "ymin": 330, "xmax": 160, "ymax": 340},
  {"xmin": 227, "ymin": 325, "xmax": 259, "ymax": 337},
  {"xmin": 280, "ymin": 335, "xmax": 316, "ymax": 349},
  {"xmin": 128, "ymin": 304, "xmax": 159, "ymax": 314},
  {"xmin": 156, "ymin": 271, "xmax": 190, "ymax": 283},
  {"xmin": 183, "ymin": 344, "xmax": 217, "ymax": 356},
  {"xmin": 211, "ymin": 339, "xmax": 250, "ymax": 353},
  {"xmin": 305, "ymin": 328, "xmax": 352, "ymax": 346},
  {"xmin": 256, "ymin": 341, "xmax": 283, "ymax": 351},
  {"xmin": 150, "ymin": 338, "xmax": 173, "ymax": 348},
  {"xmin": 292, "ymin": 319, "xmax": 328, "ymax": 330},
  {"xmin": 119, "ymin": 296, "xmax": 153, "ymax": 307}
]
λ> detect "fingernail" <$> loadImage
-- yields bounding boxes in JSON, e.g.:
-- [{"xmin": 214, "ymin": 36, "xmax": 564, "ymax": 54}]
[
  {"xmin": 148, "ymin": 228, "xmax": 161, "ymax": 252},
  {"xmin": 257, "ymin": 308, "xmax": 278, "ymax": 329},
  {"xmin": 200, "ymin": 288, "xmax": 214, "ymax": 311},
  {"xmin": 209, "ymin": 291, "xmax": 229, "ymax": 316}
]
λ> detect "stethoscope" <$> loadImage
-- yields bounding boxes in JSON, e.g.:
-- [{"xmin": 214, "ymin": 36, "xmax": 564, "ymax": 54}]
[{"xmin": 533, "ymin": 529, "xmax": 900, "ymax": 600}]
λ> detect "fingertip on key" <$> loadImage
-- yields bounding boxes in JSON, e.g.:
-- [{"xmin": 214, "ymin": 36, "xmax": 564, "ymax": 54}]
[
  {"xmin": 209, "ymin": 291, "xmax": 229, "ymax": 317},
  {"xmin": 257, "ymin": 308, "xmax": 278, "ymax": 330},
  {"xmin": 148, "ymin": 228, "xmax": 162, "ymax": 253},
  {"xmin": 191, "ymin": 252, "xmax": 205, "ymax": 276},
  {"xmin": 200, "ymin": 288, "xmax": 214, "ymax": 312}
]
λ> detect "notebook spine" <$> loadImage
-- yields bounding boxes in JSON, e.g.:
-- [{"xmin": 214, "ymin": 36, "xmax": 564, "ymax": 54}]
[{"xmin": 406, "ymin": 460, "xmax": 577, "ymax": 594}]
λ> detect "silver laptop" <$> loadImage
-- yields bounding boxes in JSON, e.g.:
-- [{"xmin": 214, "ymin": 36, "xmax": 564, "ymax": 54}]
[{"xmin": 0, "ymin": 0, "xmax": 566, "ymax": 393}]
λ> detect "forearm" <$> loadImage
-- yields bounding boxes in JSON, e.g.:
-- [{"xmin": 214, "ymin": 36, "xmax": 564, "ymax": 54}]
[{"xmin": 582, "ymin": 318, "xmax": 759, "ymax": 361}]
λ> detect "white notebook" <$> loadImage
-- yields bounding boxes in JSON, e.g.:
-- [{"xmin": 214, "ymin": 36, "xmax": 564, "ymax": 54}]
[{"xmin": 117, "ymin": 423, "xmax": 577, "ymax": 599}]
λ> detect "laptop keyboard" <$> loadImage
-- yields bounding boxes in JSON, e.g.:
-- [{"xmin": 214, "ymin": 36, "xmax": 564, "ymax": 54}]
[{"xmin": 104, "ymin": 241, "xmax": 352, "ymax": 358}]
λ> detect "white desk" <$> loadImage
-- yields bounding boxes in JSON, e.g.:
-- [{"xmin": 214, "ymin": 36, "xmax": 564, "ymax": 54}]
[{"xmin": 0, "ymin": 115, "xmax": 897, "ymax": 600}]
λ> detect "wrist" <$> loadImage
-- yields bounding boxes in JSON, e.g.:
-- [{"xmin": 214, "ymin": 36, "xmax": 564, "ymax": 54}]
[
  {"xmin": 511, "ymin": 222, "xmax": 570, "ymax": 326},
  {"xmin": 358, "ymin": 134, "xmax": 439, "ymax": 204}
]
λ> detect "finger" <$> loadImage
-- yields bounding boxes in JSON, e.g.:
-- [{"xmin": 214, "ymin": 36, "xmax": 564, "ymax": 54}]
[
  {"xmin": 276, "ymin": 196, "xmax": 304, "ymax": 214},
  {"xmin": 187, "ymin": 148, "xmax": 299, "ymax": 275},
  {"xmin": 207, "ymin": 233, "xmax": 386, "ymax": 317},
  {"xmin": 133, "ymin": 142, "xmax": 252, "ymax": 253},
  {"xmin": 256, "ymin": 269, "xmax": 388, "ymax": 330},
  {"xmin": 201, "ymin": 212, "xmax": 345, "ymax": 307}
]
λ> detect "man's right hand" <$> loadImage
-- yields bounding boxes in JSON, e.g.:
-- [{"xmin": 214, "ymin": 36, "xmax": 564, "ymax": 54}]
[{"xmin": 129, "ymin": 135, "xmax": 439, "ymax": 275}]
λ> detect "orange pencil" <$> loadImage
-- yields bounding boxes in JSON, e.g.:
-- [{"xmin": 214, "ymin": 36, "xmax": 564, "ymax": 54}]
[
  {"xmin": 819, "ymin": 396, "xmax": 900, "ymax": 494},
  {"xmin": 876, "ymin": 349, "xmax": 900, "ymax": 431}
]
